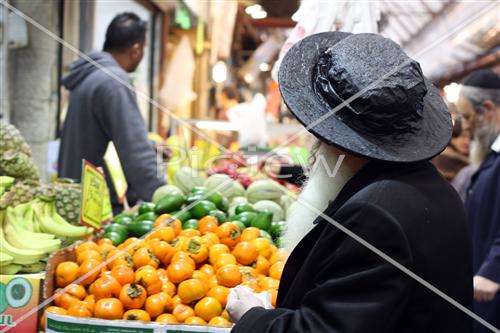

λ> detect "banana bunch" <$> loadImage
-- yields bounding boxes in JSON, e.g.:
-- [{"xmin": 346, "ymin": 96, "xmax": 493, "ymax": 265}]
[{"xmin": 0, "ymin": 198, "xmax": 93, "ymax": 274}]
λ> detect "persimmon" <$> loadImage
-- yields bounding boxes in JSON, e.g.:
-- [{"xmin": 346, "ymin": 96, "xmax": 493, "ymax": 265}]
[
  {"xmin": 155, "ymin": 214, "xmax": 182, "ymax": 235},
  {"xmin": 171, "ymin": 236, "xmax": 189, "ymax": 252},
  {"xmin": 111, "ymin": 265, "xmax": 134, "ymax": 285},
  {"xmin": 207, "ymin": 285, "xmax": 230, "ymax": 307},
  {"xmin": 76, "ymin": 250, "xmax": 103, "ymax": 265},
  {"xmin": 135, "ymin": 269, "xmax": 162, "ymax": 295},
  {"xmin": 208, "ymin": 316, "xmax": 232, "ymax": 328},
  {"xmin": 77, "ymin": 259, "xmax": 101, "ymax": 287},
  {"xmin": 216, "ymin": 264, "xmax": 241, "ymax": 288},
  {"xmin": 152, "ymin": 241, "xmax": 174, "ymax": 265},
  {"xmin": 252, "ymin": 237, "xmax": 273, "ymax": 259},
  {"xmin": 119, "ymin": 283, "xmax": 147, "ymax": 309},
  {"xmin": 180, "ymin": 229, "xmax": 201, "ymax": 238},
  {"xmin": 200, "ymin": 233, "xmax": 220, "ymax": 247},
  {"xmin": 199, "ymin": 264, "xmax": 215, "ymax": 277},
  {"xmin": 166, "ymin": 260, "xmax": 194, "ymax": 284},
  {"xmin": 268, "ymin": 289, "xmax": 278, "ymax": 307},
  {"xmin": 145, "ymin": 292, "xmax": 171, "ymax": 318},
  {"xmin": 98, "ymin": 238, "xmax": 113, "ymax": 246},
  {"xmin": 269, "ymin": 261, "xmax": 285, "ymax": 280},
  {"xmin": 198, "ymin": 216, "xmax": 219, "ymax": 234},
  {"xmin": 213, "ymin": 253, "xmax": 237, "ymax": 270},
  {"xmin": 186, "ymin": 239, "xmax": 209, "ymax": 264},
  {"xmin": 216, "ymin": 222, "xmax": 241, "ymax": 247},
  {"xmin": 171, "ymin": 251, "xmax": 196, "ymax": 269},
  {"xmin": 94, "ymin": 298, "xmax": 123, "ymax": 320},
  {"xmin": 208, "ymin": 244, "xmax": 230, "ymax": 264},
  {"xmin": 178, "ymin": 279, "xmax": 206, "ymax": 304},
  {"xmin": 156, "ymin": 313, "xmax": 178, "ymax": 323},
  {"xmin": 40, "ymin": 306, "xmax": 67, "ymax": 329},
  {"xmin": 185, "ymin": 316, "xmax": 207, "ymax": 325},
  {"xmin": 55, "ymin": 262, "xmax": 79, "ymax": 287},
  {"xmin": 53, "ymin": 290, "xmax": 79, "ymax": 309},
  {"xmin": 83, "ymin": 295, "xmax": 95, "ymax": 312},
  {"xmin": 254, "ymin": 256, "xmax": 271, "ymax": 276},
  {"xmin": 240, "ymin": 227, "xmax": 261, "ymax": 242},
  {"xmin": 161, "ymin": 280, "xmax": 176, "ymax": 297},
  {"xmin": 149, "ymin": 226, "xmax": 176, "ymax": 243},
  {"xmin": 232, "ymin": 241, "xmax": 258, "ymax": 265},
  {"xmin": 64, "ymin": 284, "xmax": 87, "ymax": 300},
  {"xmin": 75, "ymin": 242, "xmax": 99, "ymax": 256},
  {"xmin": 194, "ymin": 297, "xmax": 222, "ymax": 322},
  {"xmin": 92, "ymin": 275, "xmax": 121, "ymax": 300},
  {"xmin": 173, "ymin": 304, "xmax": 195, "ymax": 322},
  {"xmin": 269, "ymin": 248, "xmax": 288, "ymax": 265},
  {"xmin": 259, "ymin": 277, "xmax": 280, "ymax": 291},
  {"xmin": 67, "ymin": 301, "xmax": 92, "ymax": 317},
  {"xmin": 133, "ymin": 248, "xmax": 159, "ymax": 270},
  {"xmin": 123, "ymin": 309, "xmax": 151, "ymax": 321}
]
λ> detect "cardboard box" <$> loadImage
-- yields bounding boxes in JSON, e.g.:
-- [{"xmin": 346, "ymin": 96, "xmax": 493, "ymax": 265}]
[
  {"xmin": 46, "ymin": 312, "xmax": 231, "ymax": 333},
  {"xmin": 43, "ymin": 244, "xmax": 231, "ymax": 333},
  {"xmin": 0, "ymin": 272, "xmax": 45, "ymax": 332}
]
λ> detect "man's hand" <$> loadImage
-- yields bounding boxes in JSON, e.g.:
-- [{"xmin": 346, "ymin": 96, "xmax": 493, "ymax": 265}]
[
  {"xmin": 226, "ymin": 286, "xmax": 267, "ymax": 322},
  {"xmin": 473, "ymin": 275, "xmax": 500, "ymax": 302}
]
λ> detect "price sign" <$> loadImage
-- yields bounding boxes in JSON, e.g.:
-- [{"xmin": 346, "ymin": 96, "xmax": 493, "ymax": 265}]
[
  {"xmin": 104, "ymin": 142, "xmax": 128, "ymax": 204},
  {"xmin": 80, "ymin": 160, "xmax": 108, "ymax": 229}
]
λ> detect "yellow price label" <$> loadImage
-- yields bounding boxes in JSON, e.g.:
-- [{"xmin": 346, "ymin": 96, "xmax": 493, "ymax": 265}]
[
  {"xmin": 104, "ymin": 142, "xmax": 128, "ymax": 204},
  {"xmin": 80, "ymin": 160, "xmax": 107, "ymax": 229}
]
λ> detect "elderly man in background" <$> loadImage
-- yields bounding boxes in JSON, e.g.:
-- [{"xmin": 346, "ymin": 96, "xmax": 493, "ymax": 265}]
[{"xmin": 457, "ymin": 69, "xmax": 500, "ymax": 333}]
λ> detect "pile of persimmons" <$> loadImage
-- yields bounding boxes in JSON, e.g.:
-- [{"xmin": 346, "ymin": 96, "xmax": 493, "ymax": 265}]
[{"xmin": 41, "ymin": 214, "xmax": 287, "ymax": 328}]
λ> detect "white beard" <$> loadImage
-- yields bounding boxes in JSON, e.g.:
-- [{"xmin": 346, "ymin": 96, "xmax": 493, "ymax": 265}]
[{"xmin": 282, "ymin": 143, "xmax": 358, "ymax": 254}]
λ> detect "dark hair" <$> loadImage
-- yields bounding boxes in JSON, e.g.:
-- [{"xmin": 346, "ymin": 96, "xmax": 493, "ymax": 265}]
[
  {"xmin": 222, "ymin": 86, "xmax": 241, "ymax": 102},
  {"xmin": 103, "ymin": 13, "xmax": 147, "ymax": 52}
]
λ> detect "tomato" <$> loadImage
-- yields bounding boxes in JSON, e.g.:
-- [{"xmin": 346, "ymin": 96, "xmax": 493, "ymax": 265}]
[
  {"xmin": 200, "ymin": 233, "xmax": 220, "ymax": 247},
  {"xmin": 76, "ymin": 242, "xmax": 99, "ymax": 256},
  {"xmin": 240, "ymin": 227, "xmax": 261, "ymax": 242},
  {"xmin": 178, "ymin": 279, "xmax": 206, "ymax": 304},
  {"xmin": 156, "ymin": 313, "xmax": 178, "ymax": 323},
  {"xmin": 198, "ymin": 216, "xmax": 219, "ymax": 234},
  {"xmin": 186, "ymin": 239, "xmax": 209, "ymax": 264},
  {"xmin": 123, "ymin": 309, "xmax": 151, "ymax": 321},
  {"xmin": 111, "ymin": 265, "xmax": 134, "ymax": 285},
  {"xmin": 94, "ymin": 298, "xmax": 124, "ymax": 320},
  {"xmin": 199, "ymin": 264, "xmax": 215, "ymax": 277},
  {"xmin": 171, "ymin": 251, "xmax": 196, "ymax": 269},
  {"xmin": 216, "ymin": 264, "xmax": 241, "ymax": 288},
  {"xmin": 67, "ymin": 301, "xmax": 93, "ymax": 317},
  {"xmin": 83, "ymin": 295, "xmax": 95, "ymax": 312},
  {"xmin": 166, "ymin": 260, "xmax": 194, "ymax": 284},
  {"xmin": 269, "ymin": 261, "xmax": 285, "ymax": 280},
  {"xmin": 119, "ymin": 283, "xmax": 147, "ymax": 309},
  {"xmin": 232, "ymin": 241, "xmax": 258, "ymax": 265},
  {"xmin": 55, "ymin": 262, "xmax": 79, "ymax": 287},
  {"xmin": 133, "ymin": 247, "xmax": 159, "ymax": 270},
  {"xmin": 77, "ymin": 250, "xmax": 103, "ymax": 265},
  {"xmin": 40, "ymin": 306, "xmax": 67, "ymax": 329},
  {"xmin": 152, "ymin": 241, "xmax": 174, "ymax": 265},
  {"xmin": 145, "ymin": 292, "xmax": 171, "ymax": 318},
  {"xmin": 173, "ymin": 304, "xmax": 195, "ymax": 322},
  {"xmin": 259, "ymin": 277, "xmax": 280, "ymax": 291},
  {"xmin": 270, "ymin": 248, "xmax": 288, "ymax": 265},
  {"xmin": 135, "ymin": 269, "xmax": 162, "ymax": 295},
  {"xmin": 254, "ymin": 255, "xmax": 271, "ymax": 276},
  {"xmin": 161, "ymin": 280, "xmax": 176, "ymax": 297},
  {"xmin": 216, "ymin": 222, "xmax": 241, "ymax": 247},
  {"xmin": 185, "ymin": 316, "xmax": 207, "ymax": 325},
  {"xmin": 155, "ymin": 214, "xmax": 182, "ymax": 235},
  {"xmin": 148, "ymin": 226, "xmax": 176, "ymax": 243},
  {"xmin": 194, "ymin": 296, "xmax": 222, "ymax": 322},
  {"xmin": 64, "ymin": 284, "xmax": 87, "ymax": 300},
  {"xmin": 92, "ymin": 275, "xmax": 121, "ymax": 300},
  {"xmin": 77, "ymin": 259, "xmax": 101, "ymax": 287},
  {"xmin": 208, "ymin": 316, "xmax": 232, "ymax": 328},
  {"xmin": 213, "ymin": 253, "xmax": 237, "ymax": 270},
  {"xmin": 207, "ymin": 285, "xmax": 230, "ymax": 307},
  {"xmin": 252, "ymin": 238, "xmax": 273, "ymax": 259},
  {"xmin": 53, "ymin": 290, "xmax": 79, "ymax": 309},
  {"xmin": 208, "ymin": 244, "xmax": 230, "ymax": 264}
]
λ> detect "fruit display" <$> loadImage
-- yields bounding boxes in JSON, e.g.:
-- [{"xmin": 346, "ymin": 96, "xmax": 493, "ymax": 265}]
[
  {"xmin": 44, "ymin": 209, "xmax": 288, "ymax": 329},
  {"xmin": 0, "ymin": 199, "xmax": 93, "ymax": 275}
]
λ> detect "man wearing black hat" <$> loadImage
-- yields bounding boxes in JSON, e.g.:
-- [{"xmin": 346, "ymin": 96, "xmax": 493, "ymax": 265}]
[
  {"xmin": 226, "ymin": 32, "xmax": 473, "ymax": 332},
  {"xmin": 457, "ymin": 69, "xmax": 500, "ymax": 333}
]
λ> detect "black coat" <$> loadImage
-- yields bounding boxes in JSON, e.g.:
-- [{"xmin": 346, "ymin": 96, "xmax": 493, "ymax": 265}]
[{"xmin": 232, "ymin": 161, "xmax": 473, "ymax": 333}]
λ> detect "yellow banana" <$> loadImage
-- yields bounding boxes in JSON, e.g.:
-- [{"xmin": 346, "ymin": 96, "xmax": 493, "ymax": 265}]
[
  {"xmin": 0, "ymin": 252, "xmax": 14, "ymax": 267},
  {"xmin": 0, "ymin": 223, "xmax": 47, "ymax": 265}
]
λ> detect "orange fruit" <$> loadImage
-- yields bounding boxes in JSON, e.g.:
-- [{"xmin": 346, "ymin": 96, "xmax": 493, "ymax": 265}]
[
  {"xmin": 269, "ymin": 261, "xmax": 285, "ymax": 280},
  {"xmin": 208, "ymin": 316, "xmax": 232, "ymax": 327},
  {"xmin": 40, "ymin": 306, "xmax": 67, "ymax": 329},
  {"xmin": 216, "ymin": 264, "xmax": 241, "ymax": 288},
  {"xmin": 173, "ymin": 304, "xmax": 195, "ymax": 322},
  {"xmin": 194, "ymin": 297, "xmax": 222, "ymax": 322},
  {"xmin": 156, "ymin": 313, "xmax": 178, "ymax": 323},
  {"xmin": 185, "ymin": 316, "xmax": 207, "ymax": 325},
  {"xmin": 178, "ymin": 279, "xmax": 206, "ymax": 304},
  {"xmin": 94, "ymin": 298, "xmax": 124, "ymax": 320},
  {"xmin": 167, "ymin": 260, "xmax": 194, "ymax": 284},
  {"xmin": 232, "ymin": 242, "xmax": 258, "ymax": 265},
  {"xmin": 55, "ymin": 262, "xmax": 79, "ymax": 287},
  {"xmin": 123, "ymin": 309, "xmax": 151, "ymax": 321},
  {"xmin": 207, "ymin": 285, "xmax": 230, "ymax": 307}
]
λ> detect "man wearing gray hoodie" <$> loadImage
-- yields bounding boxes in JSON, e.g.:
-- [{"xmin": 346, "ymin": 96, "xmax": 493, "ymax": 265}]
[{"xmin": 58, "ymin": 13, "xmax": 165, "ymax": 210}]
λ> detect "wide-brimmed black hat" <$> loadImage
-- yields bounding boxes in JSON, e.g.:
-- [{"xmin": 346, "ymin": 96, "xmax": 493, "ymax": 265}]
[{"xmin": 278, "ymin": 32, "xmax": 452, "ymax": 163}]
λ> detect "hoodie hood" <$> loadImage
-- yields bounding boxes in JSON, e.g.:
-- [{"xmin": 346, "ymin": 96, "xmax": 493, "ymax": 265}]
[{"xmin": 62, "ymin": 51, "xmax": 120, "ymax": 90}]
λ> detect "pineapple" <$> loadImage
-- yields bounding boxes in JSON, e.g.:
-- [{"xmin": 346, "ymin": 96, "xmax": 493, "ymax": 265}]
[
  {"xmin": 0, "ymin": 150, "xmax": 40, "ymax": 181},
  {"xmin": 0, "ymin": 123, "xmax": 31, "ymax": 156},
  {"xmin": 36, "ymin": 179, "xmax": 82, "ymax": 225},
  {"xmin": 0, "ymin": 181, "xmax": 38, "ymax": 208}
]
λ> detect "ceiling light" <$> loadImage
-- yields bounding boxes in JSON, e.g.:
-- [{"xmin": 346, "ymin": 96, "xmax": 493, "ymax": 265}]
[
  {"xmin": 212, "ymin": 61, "xmax": 227, "ymax": 83},
  {"xmin": 443, "ymin": 82, "xmax": 461, "ymax": 103},
  {"xmin": 244, "ymin": 73, "xmax": 254, "ymax": 83},
  {"xmin": 259, "ymin": 63, "xmax": 270, "ymax": 71},
  {"xmin": 251, "ymin": 10, "xmax": 267, "ymax": 19},
  {"xmin": 245, "ymin": 4, "xmax": 262, "ymax": 15}
]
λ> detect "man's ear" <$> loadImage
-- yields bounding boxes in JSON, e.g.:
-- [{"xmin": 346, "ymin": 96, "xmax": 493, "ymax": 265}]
[{"xmin": 483, "ymin": 100, "xmax": 497, "ymax": 120}]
